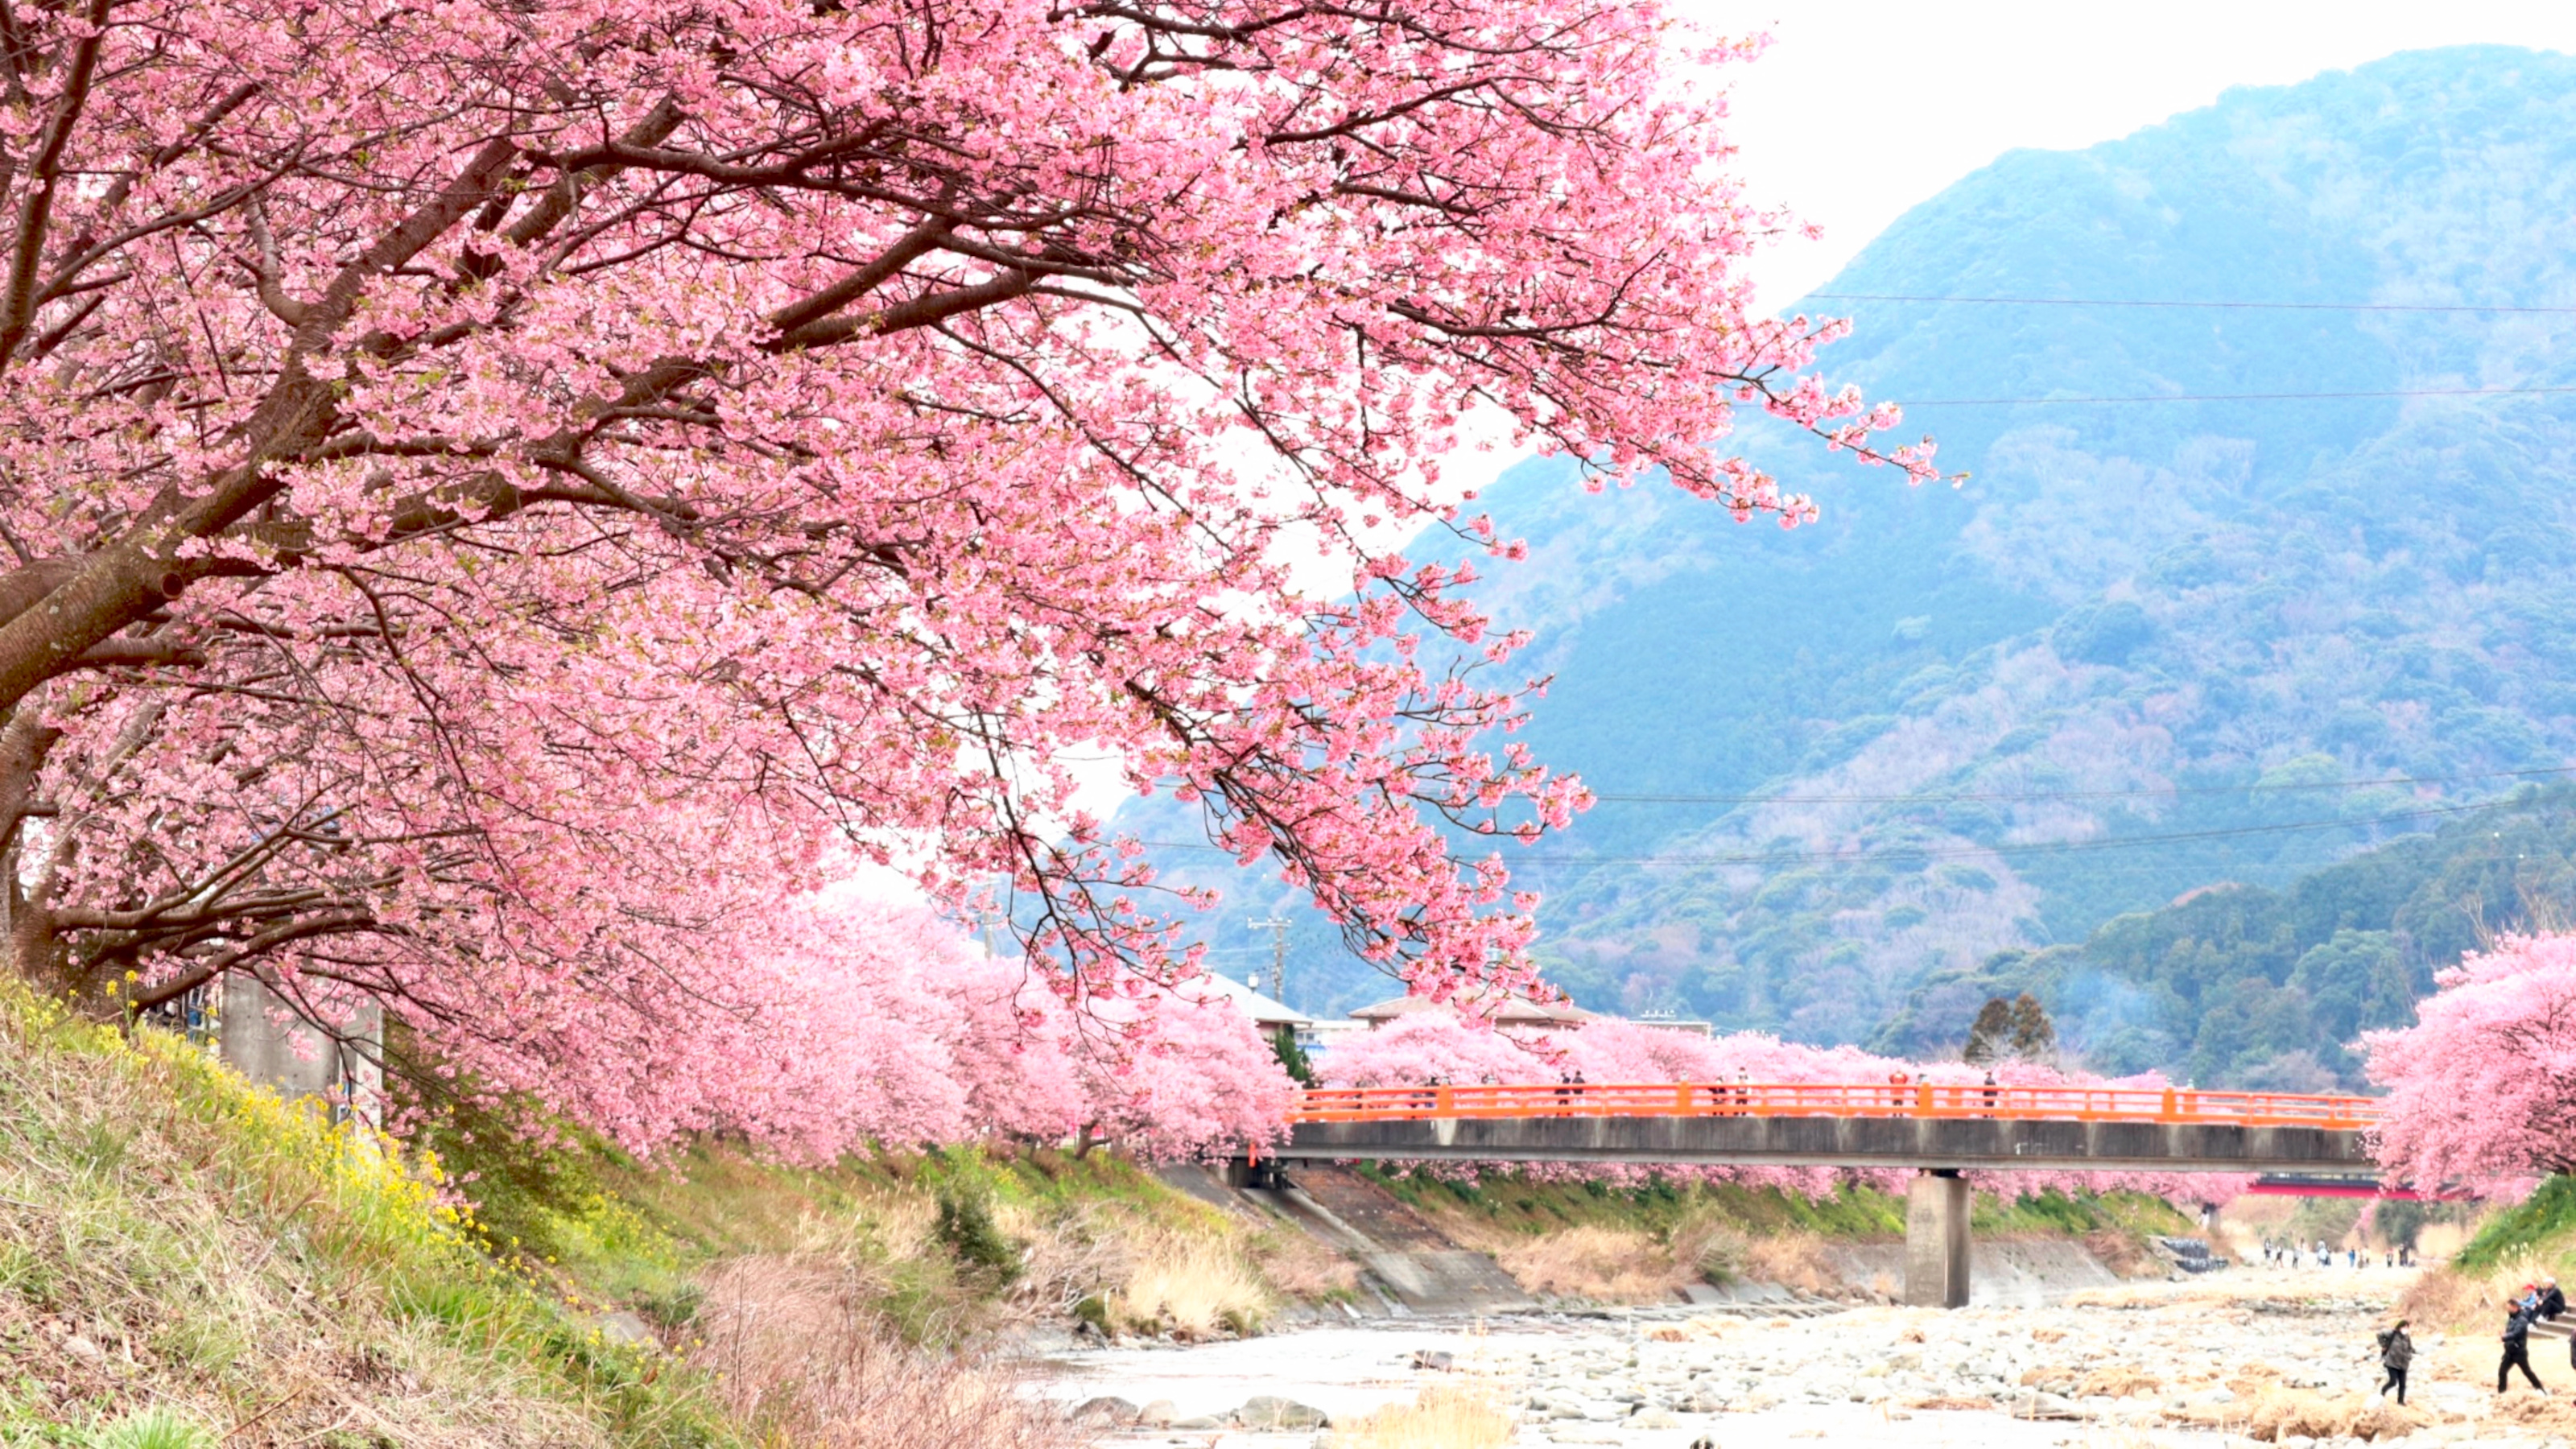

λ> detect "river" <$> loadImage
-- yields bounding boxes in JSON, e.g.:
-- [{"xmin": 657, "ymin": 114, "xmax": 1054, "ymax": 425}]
[{"xmin": 1034, "ymin": 1265, "xmax": 2573, "ymax": 1447}]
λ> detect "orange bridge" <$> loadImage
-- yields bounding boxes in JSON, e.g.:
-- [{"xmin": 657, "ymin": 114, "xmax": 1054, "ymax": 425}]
[{"xmin": 1266, "ymin": 1080, "xmax": 2386, "ymax": 1310}]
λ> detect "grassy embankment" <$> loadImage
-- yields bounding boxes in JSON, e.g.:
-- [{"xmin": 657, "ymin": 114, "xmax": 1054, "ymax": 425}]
[
  {"xmin": 0, "ymin": 987, "xmax": 1317, "ymax": 1447},
  {"xmin": 1351, "ymin": 1164, "xmax": 2191, "ymax": 1301},
  {"xmin": 0, "ymin": 989, "xmax": 737, "ymax": 1446},
  {"xmin": 448, "ymin": 1117, "xmax": 1355, "ymax": 1346},
  {"xmin": 2401, "ymin": 1174, "xmax": 2576, "ymax": 1330}
]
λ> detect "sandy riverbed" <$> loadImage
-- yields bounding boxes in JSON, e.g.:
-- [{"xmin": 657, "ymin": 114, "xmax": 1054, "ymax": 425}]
[{"xmin": 1034, "ymin": 1265, "xmax": 2576, "ymax": 1447}]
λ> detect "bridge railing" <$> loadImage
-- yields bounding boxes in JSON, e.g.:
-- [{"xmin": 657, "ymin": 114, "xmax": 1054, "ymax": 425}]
[{"xmin": 1289, "ymin": 1081, "xmax": 2382, "ymax": 1130}]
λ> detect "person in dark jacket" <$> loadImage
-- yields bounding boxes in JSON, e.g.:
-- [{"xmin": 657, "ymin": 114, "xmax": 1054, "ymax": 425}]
[
  {"xmin": 2542, "ymin": 1276, "xmax": 2567, "ymax": 1322},
  {"xmin": 2375, "ymin": 1319, "xmax": 2414, "ymax": 1405},
  {"xmin": 2501, "ymin": 1296, "xmax": 2549, "ymax": 1394}
]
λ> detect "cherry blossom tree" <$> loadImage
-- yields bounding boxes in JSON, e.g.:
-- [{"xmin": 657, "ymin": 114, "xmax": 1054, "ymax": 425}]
[
  {"xmin": 0, "ymin": 0, "xmax": 1935, "ymax": 1148},
  {"xmin": 477, "ymin": 894, "xmax": 1290, "ymax": 1159},
  {"xmin": 2364, "ymin": 932, "xmax": 2576, "ymax": 1188}
]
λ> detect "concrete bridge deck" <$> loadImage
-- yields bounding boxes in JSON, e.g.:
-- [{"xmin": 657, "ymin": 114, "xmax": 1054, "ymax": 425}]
[{"xmin": 1269, "ymin": 1081, "xmax": 2387, "ymax": 1309}]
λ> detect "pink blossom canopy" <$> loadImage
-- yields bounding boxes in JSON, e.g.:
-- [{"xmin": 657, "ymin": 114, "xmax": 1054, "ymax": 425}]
[{"xmin": 0, "ymin": 0, "xmax": 1931, "ymax": 1150}]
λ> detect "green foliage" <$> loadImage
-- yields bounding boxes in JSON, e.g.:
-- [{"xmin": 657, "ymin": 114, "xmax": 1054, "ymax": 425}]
[
  {"xmin": 934, "ymin": 1189, "xmax": 1023, "ymax": 1286},
  {"xmin": 2458, "ymin": 1174, "xmax": 2576, "ymax": 1271},
  {"xmin": 89, "ymin": 1410, "xmax": 216, "ymax": 1449},
  {"xmin": 2008, "ymin": 995, "xmax": 2057, "ymax": 1059},
  {"xmin": 1352, "ymin": 1164, "xmax": 2182, "ymax": 1246},
  {"xmin": 1962, "ymin": 993, "xmax": 2054, "ymax": 1065},
  {"xmin": 1962, "ymin": 997, "xmax": 2013, "ymax": 1065},
  {"xmin": 1269, "ymin": 1024, "xmax": 1316, "ymax": 1087},
  {"xmin": 1071, "ymin": 1294, "xmax": 1112, "ymax": 1333},
  {"xmin": 2374, "ymin": 1198, "xmax": 2431, "ymax": 1253}
]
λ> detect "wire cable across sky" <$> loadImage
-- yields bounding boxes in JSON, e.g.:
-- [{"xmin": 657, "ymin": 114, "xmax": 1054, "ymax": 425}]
[
  {"xmin": 1898, "ymin": 384, "xmax": 2576, "ymax": 407},
  {"xmin": 1586, "ymin": 762, "xmax": 2576, "ymax": 807},
  {"xmin": 1806, "ymin": 292, "xmax": 2576, "ymax": 316},
  {"xmin": 1139, "ymin": 798, "xmax": 2538, "ymax": 871}
]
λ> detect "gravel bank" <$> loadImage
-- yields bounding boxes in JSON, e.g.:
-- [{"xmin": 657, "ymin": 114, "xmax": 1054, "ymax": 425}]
[{"xmin": 1038, "ymin": 1267, "xmax": 2576, "ymax": 1447}]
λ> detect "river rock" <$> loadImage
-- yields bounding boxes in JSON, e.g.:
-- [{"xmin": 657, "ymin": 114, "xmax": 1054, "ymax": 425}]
[
  {"xmin": 1236, "ymin": 1394, "xmax": 1329, "ymax": 1430},
  {"xmin": 1412, "ymin": 1348, "xmax": 1455, "ymax": 1371},
  {"xmin": 1068, "ymin": 1396, "xmax": 1140, "ymax": 1426},
  {"xmin": 1136, "ymin": 1399, "xmax": 1175, "ymax": 1427}
]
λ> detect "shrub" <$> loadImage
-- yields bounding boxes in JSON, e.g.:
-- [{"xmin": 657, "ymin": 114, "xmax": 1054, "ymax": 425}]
[{"xmin": 935, "ymin": 1190, "xmax": 1023, "ymax": 1286}]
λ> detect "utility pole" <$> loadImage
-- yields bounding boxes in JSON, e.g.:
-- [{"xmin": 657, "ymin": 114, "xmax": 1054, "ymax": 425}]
[{"xmin": 1247, "ymin": 916, "xmax": 1290, "ymax": 1003}]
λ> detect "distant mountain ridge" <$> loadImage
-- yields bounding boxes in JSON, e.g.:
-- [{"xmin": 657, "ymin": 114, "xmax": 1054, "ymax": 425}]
[{"xmin": 1118, "ymin": 46, "xmax": 2576, "ymax": 1084}]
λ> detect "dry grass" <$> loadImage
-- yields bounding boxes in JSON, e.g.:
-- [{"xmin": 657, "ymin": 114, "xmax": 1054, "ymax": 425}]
[
  {"xmin": 1740, "ymin": 1230, "xmax": 1839, "ymax": 1296},
  {"xmin": 2397, "ymin": 1243, "xmax": 2553, "ymax": 1331},
  {"xmin": 1324, "ymin": 1385, "xmax": 1514, "ymax": 1449},
  {"xmin": 1484, "ymin": 1225, "xmax": 1683, "ymax": 1302},
  {"xmin": 1467, "ymin": 1212, "xmax": 1806, "ymax": 1304},
  {"xmin": 721, "ymin": 1162, "xmax": 1323, "ymax": 1344},
  {"xmin": 0, "ymin": 1000, "xmax": 620, "ymax": 1445},
  {"xmin": 2074, "ymin": 1366, "xmax": 2163, "ymax": 1398},
  {"xmin": 1671, "ymin": 1213, "xmax": 1752, "ymax": 1282},
  {"xmin": 692, "ymin": 1256, "xmax": 1076, "ymax": 1449},
  {"xmin": 1106, "ymin": 1229, "xmax": 1272, "ymax": 1336},
  {"xmin": 1249, "ymin": 1220, "xmax": 1364, "ymax": 1301},
  {"xmin": 2165, "ymin": 1386, "xmax": 2430, "ymax": 1443},
  {"xmin": 2083, "ymin": 1228, "xmax": 2160, "ymax": 1278},
  {"xmin": 2414, "ymin": 1221, "xmax": 2471, "ymax": 1261}
]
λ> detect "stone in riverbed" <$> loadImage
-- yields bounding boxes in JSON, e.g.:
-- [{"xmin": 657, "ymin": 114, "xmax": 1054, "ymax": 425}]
[
  {"xmin": 1067, "ymin": 1396, "xmax": 1139, "ymax": 1426},
  {"xmin": 1136, "ymin": 1399, "xmax": 1175, "ymax": 1427},
  {"xmin": 1235, "ymin": 1395, "xmax": 1329, "ymax": 1430}
]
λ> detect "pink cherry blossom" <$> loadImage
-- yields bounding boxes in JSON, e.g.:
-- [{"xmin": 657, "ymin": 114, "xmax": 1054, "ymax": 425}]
[
  {"xmin": 0, "ymin": 0, "xmax": 1934, "ymax": 1154},
  {"xmin": 2364, "ymin": 932, "xmax": 2576, "ymax": 1190}
]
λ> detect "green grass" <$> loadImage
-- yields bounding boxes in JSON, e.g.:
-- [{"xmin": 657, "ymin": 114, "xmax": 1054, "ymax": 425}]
[
  {"xmin": 2458, "ymin": 1173, "xmax": 2576, "ymax": 1272},
  {"xmin": 0, "ymin": 986, "xmax": 745, "ymax": 1446},
  {"xmin": 1351, "ymin": 1164, "xmax": 2188, "ymax": 1244}
]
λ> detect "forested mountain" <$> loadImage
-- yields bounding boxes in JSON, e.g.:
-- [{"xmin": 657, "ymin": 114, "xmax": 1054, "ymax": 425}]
[
  {"xmin": 1121, "ymin": 46, "xmax": 2576, "ymax": 1086},
  {"xmin": 1874, "ymin": 785, "xmax": 2576, "ymax": 1089}
]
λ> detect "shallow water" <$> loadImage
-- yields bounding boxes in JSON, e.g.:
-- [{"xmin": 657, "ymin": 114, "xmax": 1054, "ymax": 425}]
[
  {"xmin": 1035, "ymin": 1313, "xmax": 2219, "ymax": 1447},
  {"xmin": 1031, "ymin": 1267, "xmax": 2533, "ymax": 1447}
]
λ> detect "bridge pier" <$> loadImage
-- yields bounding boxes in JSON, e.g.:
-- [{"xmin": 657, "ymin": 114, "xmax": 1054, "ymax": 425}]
[{"xmin": 1904, "ymin": 1170, "xmax": 1971, "ymax": 1308}]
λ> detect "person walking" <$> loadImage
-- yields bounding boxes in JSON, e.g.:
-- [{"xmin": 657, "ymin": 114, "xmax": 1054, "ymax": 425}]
[
  {"xmin": 2376, "ymin": 1319, "xmax": 2414, "ymax": 1406},
  {"xmin": 2501, "ymin": 1295, "xmax": 2549, "ymax": 1395}
]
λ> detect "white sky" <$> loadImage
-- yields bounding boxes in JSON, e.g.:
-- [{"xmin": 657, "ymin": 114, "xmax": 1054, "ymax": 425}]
[{"xmin": 1694, "ymin": 1, "xmax": 2576, "ymax": 307}]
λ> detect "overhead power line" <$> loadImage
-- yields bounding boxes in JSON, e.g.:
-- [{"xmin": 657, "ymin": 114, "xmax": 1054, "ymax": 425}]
[
  {"xmin": 1488, "ymin": 799, "xmax": 2509, "ymax": 867},
  {"xmin": 1587, "ymin": 762, "xmax": 2576, "ymax": 807},
  {"xmin": 1901, "ymin": 384, "xmax": 2576, "ymax": 408},
  {"xmin": 1139, "ymin": 798, "xmax": 2529, "ymax": 870},
  {"xmin": 1806, "ymin": 293, "xmax": 2576, "ymax": 316}
]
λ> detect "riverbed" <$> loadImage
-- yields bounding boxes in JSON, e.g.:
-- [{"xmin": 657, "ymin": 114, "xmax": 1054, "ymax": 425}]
[{"xmin": 1035, "ymin": 1265, "xmax": 2576, "ymax": 1447}]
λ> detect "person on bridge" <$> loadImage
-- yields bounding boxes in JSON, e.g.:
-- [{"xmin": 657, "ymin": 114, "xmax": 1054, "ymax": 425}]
[
  {"xmin": 2500, "ymin": 1296, "xmax": 2549, "ymax": 1395},
  {"xmin": 2374, "ymin": 1319, "xmax": 2413, "ymax": 1406}
]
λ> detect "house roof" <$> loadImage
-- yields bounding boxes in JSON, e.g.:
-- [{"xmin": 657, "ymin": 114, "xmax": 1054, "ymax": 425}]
[
  {"xmin": 1174, "ymin": 972, "xmax": 1313, "ymax": 1028},
  {"xmin": 1346, "ymin": 993, "xmax": 1592, "ymax": 1027}
]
